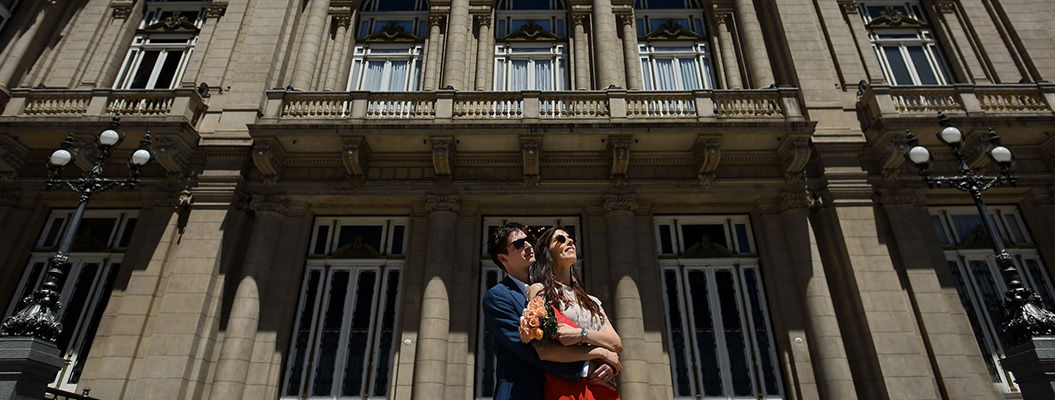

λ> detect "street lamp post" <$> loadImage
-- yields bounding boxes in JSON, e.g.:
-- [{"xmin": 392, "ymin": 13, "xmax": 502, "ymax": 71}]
[
  {"xmin": 0, "ymin": 116, "xmax": 153, "ymax": 399},
  {"xmin": 904, "ymin": 112, "xmax": 1055, "ymax": 397}
]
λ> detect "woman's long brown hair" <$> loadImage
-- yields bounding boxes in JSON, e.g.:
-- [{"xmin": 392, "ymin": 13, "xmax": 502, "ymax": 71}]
[{"xmin": 529, "ymin": 226, "xmax": 604, "ymax": 323}]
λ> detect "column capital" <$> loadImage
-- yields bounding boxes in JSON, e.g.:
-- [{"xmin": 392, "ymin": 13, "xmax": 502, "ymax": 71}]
[
  {"xmin": 111, "ymin": 1, "xmax": 134, "ymax": 19},
  {"xmin": 333, "ymin": 14, "xmax": 353, "ymax": 28},
  {"xmin": 837, "ymin": 0, "xmax": 858, "ymax": 15},
  {"xmin": 933, "ymin": 0, "xmax": 957, "ymax": 13},
  {"xmin": 603, "ymin": 193, "xmax": 638, "ymax": 215},
  {"xmin": 429, "ymin": 14, "xmax": 447, "ymax": 27},
  {"xmin": 571, "ymin": 13, "xmax": 590, "ymax": 27},
  {"xmin": 206, "ymin": 2, "xmax": 228, "ymax": 19},
  {"xmin": 778, "ymin": 190, "xmax": 816, "ymax": 211},
  {"xmin": 876, "ymin": 188, "xmax": 927, "ymax": 207},
  {"xmin": 425, "ymin": 194, "xmax": 460, "ymax": 214},
  {"xmin": 475, "ymin": 14, "xmax": 492, "ymax": 28},
  {"xmin": 712, "ymin": 5, "xmax": 735, "ymax": 24},
  {"xmin": 615, "ymin": 12, "xmax": 634, "ymax": 27}
]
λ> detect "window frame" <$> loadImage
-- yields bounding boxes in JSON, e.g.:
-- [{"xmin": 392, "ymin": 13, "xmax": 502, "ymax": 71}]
[
  {"xmin": 492, "ymin": 43, "xmax": 568, "ymax": 91},
  {"xmin": 346, "ymin": 44, "xmax": 423, "ymax": 92},
  {"xmin": 113, "ymin": 2, "xmax": 205, "ymax": 90},
  {"xmin": 858, "ymin": 1, "xmax": 952, "ymax": 86}
]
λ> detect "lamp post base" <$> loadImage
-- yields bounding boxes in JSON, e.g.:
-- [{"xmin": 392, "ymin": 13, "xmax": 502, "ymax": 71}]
[
  {"xmin": 1002, "ymin": 336, "xmax": 1055, "ymax": 399},
  {"xmin": 0, "ymin": 337, "xmax": 63, "ymax": 400}
]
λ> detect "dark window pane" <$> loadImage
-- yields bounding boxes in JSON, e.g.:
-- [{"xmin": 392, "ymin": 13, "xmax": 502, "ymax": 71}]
[
  {"xmin": 744, "ymin": 269, "xmax": 779, "ymax": 395},
  {"xmin": 131, "ymin": 51, "xmax": 160, "ymax": 89},
  {"xmin": 333, "ymin": 226, "xmax": 383, "ymax": 258},
  {"xmin": 11, "ymin": 262, "xmax": 46, "ymax": 313},
  {"xmin": 342, "ymin": 271, "xmax": 377, "ymax": 396},
  {"xmin": 71, "ymin": 218, "xmax": 117, "ymax": 252},
  {"xmin": 286, "ymin": 270, "xmax": 322, "ymax": 396},
  {"xmin": 681, "ymin": 224, "xmax": 733, "ymax": 257},
  {"xmin": 644, "ymin": 0, "xmax": 689, "ymax": 8},
  {"xmin": 1003, "ymin": 215, "xmax": 1026, "ymax": 244},
  {"xmin": 659, "ymin": 225, "xmax": 674, "ymax": 254},
  {"xmin": 907, "ymin": 47, "xmax": 938, "ymax": 85},
  {"xmin": 716, "ymin": 270, "xmax": 752, "ymax": 395},
  {"xmin": 118, "ymin": 218, "xmax": 137, "ymax": 248},
  {"xmin": 390, "ymin": 225, "xmax": 406, "ymax": 255},
  {"xmin": 952, "ymin": 215, "xmax": 988, "ymax": 248},
  {"xmin": 687, "ymin": 270, "xmax": 722, "ymax": 396},
  {"xmin": 948, "ymin": 261, "xmax": 1001, "ymax": 382},
  {"xmin": 734, "ymin": 224, "xmax": 751, "ymax": 254},
  {"xmin": 314, "ymin": 225, "xmax": 330, "ymax": 255},
  {"xmin": 883, "ymin": 47, "xmax": 913, "ymax": 85},
  {"xmin": 663, "ymin": 270, "xmax": 692, "ymax": 396},
  {"xmin": 58, "ymin": 263, "xmax": 100, "ymax": 353},
  {"xmin": 931, "ymin": 215, "xmax": 950, "ymax": 247},
  {"xmin": 42, "ymin": 217, "xmax": 65, "ymax": 248},
  {"xmin": 968, "ymin": 261, "xmax": 1007, "ymax": 350},
  {"xmin": 68, "ymin": 263, "xmax": 119, "ymax": 384},
  {"xmin": 372, "ymin": 270, "xmax": 402, "ymax": 396},
  {"xmin": 312, "ymin": 271, "xmax": 350, "ymax": 396},
  {"xmin": 154, "ymin": 50, "xmax": 183, "ymax": 89},
  {"xmin": 1025, "ymin": 260, "xmax": 1055, "ymax": 311}
]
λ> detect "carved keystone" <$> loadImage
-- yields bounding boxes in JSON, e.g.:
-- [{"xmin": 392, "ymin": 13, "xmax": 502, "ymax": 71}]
[
  {"xmin": 608, "ymin": 136, "xmax": 632, "ymax": 186},
  {"xmin": 520, "ymin": 136, "xmax": 541, "ymax": 186},
  {"xmin": 695, "ymin": 135, "xmax": 721, "ymax": 186},
  {"xmin": 252, "ymin": 139, "xmax": 286, "ymax": 186},
  {"xmin": 341, "ymin": 136, "xmax": 370, "ymax": 187}
]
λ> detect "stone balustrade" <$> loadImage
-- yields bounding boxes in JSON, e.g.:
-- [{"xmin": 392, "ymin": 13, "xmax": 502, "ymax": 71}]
[
  {"xmin": 263, "ymin": 88, "xmax": 804, "ymax": 123},
  {"xmin": 2, "ymin": 88, "xmax": 207, "ymax": 125},
  {"xmin": 858, "ymin": 84, "xmax": 1055, "ymax": 122}
]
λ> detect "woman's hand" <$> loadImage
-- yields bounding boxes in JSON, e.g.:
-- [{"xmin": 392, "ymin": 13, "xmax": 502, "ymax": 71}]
[
  {"xmin": 526, "ymin": 283, "xmax": 544, "ymax": 299},
  {"xmin": 553, "ymin": 323, "xmax": 583, "ymax": 346}
]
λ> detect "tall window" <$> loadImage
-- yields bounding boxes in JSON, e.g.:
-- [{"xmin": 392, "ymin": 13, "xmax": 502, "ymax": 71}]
[
  {"xmin": 859, "ymin": 1, "xmax": 951, "ymax": 85},
  {"xmin": 931, "ymin": 206, "xmax": 1051, "ymax": 394},
  {"xmin": 635, "ymin": 0, "xmax": 714, "ymax": 90},
  {"xmin": 654, "ymin": 216, "xmax": 783, "ymax": 399},
  {"xmin": 349, "ymin": 0, "xmax": 427, "ymax": 92},
  {"xmin": 4, "ymin": 210, "xmax": 138, "ymax": 392},
  {"xmin": 114, "ymin": 2, "xmax": 205, "ymax": 89},
  {"xmin": 475, "ymin": 217, "xmax": 580, "ymax": 400},
  {"xmin": 492, "ymin": 0, "xmax": 568, "ymax": 91},
  {"xmin": 282, "ymin": 218, "xmax": 407, "ymax": 399}
]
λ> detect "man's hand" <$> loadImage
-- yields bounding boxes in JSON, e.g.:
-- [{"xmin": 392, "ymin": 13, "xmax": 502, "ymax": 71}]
[
  {"xmin": 587, "ymin": 361, "xmax": 618, "ymax": 391},
  {"xmin": 553, "ymin": 324, "xmax": 583, "ymax": 346}
]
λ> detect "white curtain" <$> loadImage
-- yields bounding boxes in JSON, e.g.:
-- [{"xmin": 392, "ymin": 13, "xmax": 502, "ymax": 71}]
[
  {"xmin": 494, "ymin": 59, "xmax": 506, "ymax": 90},
  {"xmin": 534, "ymin": 59, "xmax": 552, "ymax": 90},
  {"xmin": 654, "ymin": 59, "xmax": 676, "ymax": 90},
  {"xmin": 641, "ymin": 59, "xmax": 653, "ymax": 90},
  {"xmin": 387, "ymin": 60, "xmax": 408, "ymax": 91},
  {"xmin": 678, "ymin": 58, "xmax": 700, "ymax": 90},
  {"xmin": 362, "ymin": 61, "xmax": 385, "ymax": 91},
  {"xmin": 510, "ymin": 60, "xmax": 528, "ymax": 91},
  {"xmin": 556, "ymin": 59, "xmax": 566, "ymax": 90}
]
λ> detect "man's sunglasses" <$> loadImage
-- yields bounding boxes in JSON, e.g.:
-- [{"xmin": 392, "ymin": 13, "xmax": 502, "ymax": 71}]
[
  {"xmin": 554, "ymin": 234, "xmax": 574, "ymax": 244},
  {"xmin": 508, "ymin": 237, "xmax": 533, "ymax": 250}
]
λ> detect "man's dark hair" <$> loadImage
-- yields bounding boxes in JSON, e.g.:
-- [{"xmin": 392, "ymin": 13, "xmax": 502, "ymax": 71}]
[{"xmin": 487, "ymin": 222, "xmax": 526, "ymax": 272}]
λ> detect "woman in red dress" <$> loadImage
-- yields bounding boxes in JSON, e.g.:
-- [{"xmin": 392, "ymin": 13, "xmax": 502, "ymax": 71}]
[{"xmin": 526, "ymin": 226, "xmax": 622, "ymax": 400}]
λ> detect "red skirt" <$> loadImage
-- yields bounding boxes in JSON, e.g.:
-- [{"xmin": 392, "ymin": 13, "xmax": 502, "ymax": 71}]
[{"xmin": 543, "ymin": 307, "xmax": 621, "ymax": 400}]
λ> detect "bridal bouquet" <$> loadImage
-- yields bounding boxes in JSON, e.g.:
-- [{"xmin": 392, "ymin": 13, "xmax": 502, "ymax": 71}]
[{"xmin": 519, "ymin": 295, "xmax": 558, "ymax": 344}]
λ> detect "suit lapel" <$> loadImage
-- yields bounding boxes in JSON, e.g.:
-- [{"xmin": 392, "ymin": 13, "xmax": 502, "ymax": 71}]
[{"xmin": 502, "ymin": 276, "xmax": 527, "ymax": 310}]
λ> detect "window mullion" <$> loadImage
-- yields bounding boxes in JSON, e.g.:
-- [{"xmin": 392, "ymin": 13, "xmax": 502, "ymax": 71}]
[
  {"xmin": 680, "ymin": 267, "xmax": 708, "ymax": 399},
  {"xmin": 707, "ymin": 268, "xmax": 735, "ymax": 398}
]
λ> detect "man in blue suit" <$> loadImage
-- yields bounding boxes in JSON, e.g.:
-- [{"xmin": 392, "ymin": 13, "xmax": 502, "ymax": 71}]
[{"xmin": 482, "ymin": 222, "xmax": 619, "ymax": 400}]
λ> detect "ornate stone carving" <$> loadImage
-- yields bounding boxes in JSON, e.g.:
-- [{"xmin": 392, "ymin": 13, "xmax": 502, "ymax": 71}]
[
  {"xmin": 778, "ymin": 190, "xmax": 814, "ymax": 211},
  {"xmin": 206, "ymin": 2, "xmax": 229, "ymax": 19},
  {"xmin": 0, "ymin": 136, "xmax": 27, "ymax": 183},
  {"xmin": 866, "ymin": 6, "xmax": 925, "ymax": 29},
  {"xmin": 879, "ymin": 132, "xmax": 909, "ymax": 181},
  {"xmin": 876, "ymin": 188, "xmax": 926, "ymax": 207},
  {"xmin": 603, "ymin": 193, "xmax": 638, "ymax": 214},
  {"xmin": 695, "ymin": 136, "xmax": 721, "ymax": 186},
  {"xmin": 155, "ymin": 135, "xmax": 191, "ymax": 181},
  {"xmin": 249, "ymin": 194, "xmax": 290, "ymax": 215},
  {"xmin": 501, "ymin": 21, "xmax": 562, "ymax": 41},
  {"xmin": 778, "ymin": 136, "xmax": 811, "ymax": 183},
  {"xmin": 520, "ymin": 136, "xmax": 541, "ymax": 186},
  {"xmin": 964, "ymin": 129, "xmax": 991, "ymax": 170},
  {"xmin": 362, "ymin": 21, "xmax": 420, "ymax": 42},
  {"xmin": 111, "ymin": 1, "xmax": 133, "ymax": 19},
  {"xmin": 616, "ymin": 13, "xmax": 634, "ymax": 28},
  {"xmin": 425, "ymin": 194, "xmax": 460, "ymax": 214},
  {"xmin": 71, "ymin": 135, "xmax": 100, "ymax": 172},
  {"xmin": 934, "ymin": 0, "xmax": 957, "ymax": 13},
  {"xmin": 429, "ymin": 14, "xmax": 447, "ymax": 28},
  {"xmin": 475, "ymin": 14, "xmax": 492, "ymax": 28},
  {"xmin": 713, "ymin": 6, "xmax": 734, "ymax": 26},
  {"xmin": 341, "ymin": 136, "xmax": 370, "ymax": 187},
  {"xmin": 570, "ymin": 13, "xmax": 589, "ymax": 27},
  {"xmin": 251, "ymin": 140, "xmax": 285, "ymax": 186},
  {"xmin": 334, "ymin": 14, "xmax": 353, "ymax": 28},
  {"xmin": 837, "ymin": 0, "xmax": 858, "ymax": 14},
  {"xmin": 608, "ymin": 136, "xmax": 632, "ymax": 186},
  {"xmin": 431, "ymin": 136, "xmax": 455, "ymax": 183}
]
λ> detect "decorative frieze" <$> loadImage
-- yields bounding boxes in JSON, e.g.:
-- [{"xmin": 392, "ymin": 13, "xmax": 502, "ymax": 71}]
[
  {"xmin": 251, "ymin": 139, "xmax": 286, "ymax": 186},
  {"xmin": 520, "ymin": 136, "xmax": 541, "ymax": 186},
  {"xmin": 876, "ymin": 188, "xmax": 926, "ymax": 207},
  {"xmin": 603, "ymin": 193, "xmax": 638, "ymax": 214},
  {"xmin": 695, "ymin": 136, "xmax": 721, "ymax": 186},
  {"xmin": 878, "ymin": 131, "xmax": 909, "ymax": 181},
  {"xmin": 778, "ymin": 190, "xmax": 815, "ymax": 211},
  {"xmin": 778, "ymin": 136, "xmax": 811, "ymax": 183},
  {"xmin": 341, "ymin": 136, "xmax": 370, "ymax": 187},
  {"xmin": 425, "ymin": 194, "xmax": 460, "ymax": 214},
  {"xmin": 431, "ymin": 136, "xmax": 455, "ymax": 183},
  {"xmin": 608, "ymin": 136, "xmax": 632, "ymax": 186}
]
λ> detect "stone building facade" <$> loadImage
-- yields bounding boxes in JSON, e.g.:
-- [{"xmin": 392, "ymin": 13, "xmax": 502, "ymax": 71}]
[{"xmin": 0, "ymin": 0, "xmax": 1054, "ymax": 399}]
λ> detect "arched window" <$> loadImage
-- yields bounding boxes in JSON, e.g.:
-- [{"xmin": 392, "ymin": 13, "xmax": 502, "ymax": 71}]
[
  {"xmin": 635, "ymin": 0, "xmax": 714, "ymax": 90},
  {"xmin": 347, "ymin": 0, "xmax": 429, "ymax": 91},
  {"xmin": 493, "ymin": 0, "xmax": 568, "ymax": 91},
  {"xmin": 858, "ymin": 1, "xmax": 951, "ymax": 85}
]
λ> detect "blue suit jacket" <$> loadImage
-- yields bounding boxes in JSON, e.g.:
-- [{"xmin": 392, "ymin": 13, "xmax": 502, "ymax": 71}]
[{"xmin": 482, "ymin": 276, "xmax": 583, "ymax": 400}]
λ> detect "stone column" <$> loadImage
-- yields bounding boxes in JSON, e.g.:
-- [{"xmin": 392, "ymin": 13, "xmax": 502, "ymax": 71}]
[
  {"xmin": 208, "ymin": 197, "xmax": 287, "ymax": 399},
  {"xmin": 713, "ymin": 9, "xmax": 743, "ymax": 89},
  {"xmin": 617, "ymin": 14, "xmax": 642, "ymax": 90},
  {"xmin": 572, "ymin": 13, "xmax": 591, "ymax": 90},
  {"xmin": 0, "ymin": 3, "xmax": 59, "ymax": 90},
  {"xmin": 778, "ymin": 192, "xmax": 858, "ymax": 399},
  {"xmin": 442, "ymin": 0, "xmax": 471, "ymax": 90},
  {"xmin": 324, "ymin": 15, "xmax": 352, "ymax": 91},
  {"xmin": 334, "ymin": 11, "xmax": 357, "ymax": 91},
  {"xmin": 423, "ymin": 14, "xmax": 446, "ymax": 91},
  {"xmin": 838, "ymin": 0, "xmax": 885, "ymax": 84},
  {"xmin": 474, "ymin": 15, "xmax": 494, "ymax": 91},
  {"xmin": 591, "ymin": 0, "xmax": 624, "ymax": 89},
  {"xmin": 602, "ymin": 194, "xmax": 649, "ymax": 399},
  {"xmin": 411, "ymin": 195, "xmax": 459, "ymax": 400},
  {"xmin": 732, "ymin": 0, "xmax": 773, "ymax": 88},
  {"xmin": 290, "ymin": 0, "xmax": 332, "ymax": 90}
]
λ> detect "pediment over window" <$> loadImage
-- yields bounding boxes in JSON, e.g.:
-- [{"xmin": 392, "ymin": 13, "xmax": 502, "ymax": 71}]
[
  {"xmin": 501, "ymin": 21, "xmax": 562, "ymax": 41},
  {"xmin": 866, "ymin": 6, "xmax": 924, "ymax": 29},
  {"xmin": 362, "ymin": 21, "xmax": 421, "ymax": 42},
  {"xmin": 141, "ymin": 15, "xmax": 200, "ymax": 34},
  {"xmin": 642, "ymin": 19, "xmax": 702, "ymax": 40}
]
